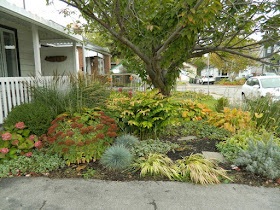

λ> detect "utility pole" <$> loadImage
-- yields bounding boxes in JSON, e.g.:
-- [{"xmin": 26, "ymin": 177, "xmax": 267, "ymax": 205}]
[
  {"xmin": 23, "ymin": 0, "xmax": 26, "ymax": 9},
  {"xmin": 207, "ymin": 53, "xmax": 210, "ymax": 95}
]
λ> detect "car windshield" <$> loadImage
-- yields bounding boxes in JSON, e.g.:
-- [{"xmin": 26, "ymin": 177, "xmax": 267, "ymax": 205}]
[{"xmin": 260, "ymin": 77, "xmax": 280, "ymax": 88}]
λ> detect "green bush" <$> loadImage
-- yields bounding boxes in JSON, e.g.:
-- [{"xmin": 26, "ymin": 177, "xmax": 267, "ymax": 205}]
[
  {"xmin": 182, "ymin": 121, "xmax": 231, "ymax": 140},
  {"xmin": 130, "ymin": 139, "xmax": 179, "ymax": 157},
  {"xmin": 107, "ymin": 89, "xmax": 178, "ymax": 138},
  {"xmin": 215, "ymin": 97, "xmax": 229, "ymax": 113},
  {"xmin": 217, "ymin": 129, "xmax": 280, "ymax": 161},
  {"xmin": 100, "ymin": 145, "xmax": 133, "ymax": 170},
  {"xmin": 233, "ymin": 138, "xmax": 280, "ymax": 179},
  {"xmin": 4, "ymin": 102, "xmax": 56, "ymax": 136},
  {"xmin": 0, "ymin": 150, "xmax": 65, "ymax": 178},
  {"xmin": 115, "ymin": 134, "xmax": 139, "ymax": 148}
]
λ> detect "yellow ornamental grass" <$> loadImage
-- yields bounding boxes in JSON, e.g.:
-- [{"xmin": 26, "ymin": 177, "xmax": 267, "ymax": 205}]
[
  {"xmin": 176, "ymin": 154, "xmax": 232, "ymax": 185},
  {"xmin": 133, "ymin": 153, "xmax": 180, "ymax": 180},
  {"xmin": 207, "ymin": 107, "xmax": 255, "ymax": 133}
]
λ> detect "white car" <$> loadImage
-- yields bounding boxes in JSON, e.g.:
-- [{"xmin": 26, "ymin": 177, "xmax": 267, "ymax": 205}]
[
  {"xmin": 199, "ymin": 76, "xmax": 215, "ymax": 85},
  {"xmin": 241, "ymin": 76, "xmax": 280, "ymax": 101}
]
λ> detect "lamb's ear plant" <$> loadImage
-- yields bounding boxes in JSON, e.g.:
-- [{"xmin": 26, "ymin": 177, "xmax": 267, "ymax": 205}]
[
  {"xmin": 100, "ymin": 145, "xmax": 133, "ymax": 171},
  {"xmin": 131, "ymin": 153, "xmax": 179, "ymax": 180},
  {"xmin": 115, "ymin": 134, "xmax": 139, "ymax": 148},
  {"xmin": 176, "ymin": 154, "xmax": 232, "ymax": 185},
  {"xmin": 233, "ymin": 138, "xmax": 280, "ymax": 180}
]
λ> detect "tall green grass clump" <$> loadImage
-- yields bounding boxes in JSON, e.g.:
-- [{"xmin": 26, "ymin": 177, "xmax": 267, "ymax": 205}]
[
  {"xmin": 243, "ymin": 97, "xmax": 280, "ymax": 135},
  {"xmin": 100, "ymin": 145, "xmax": 133, "ymax": 170},
  {"xmin": 29, "ymin": 73, "xmax": 110, "ymax": 115}
]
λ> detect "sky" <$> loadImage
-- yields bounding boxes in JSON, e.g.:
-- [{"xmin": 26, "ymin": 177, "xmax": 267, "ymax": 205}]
[{"xmin": 6, "ymin": 0, "xmax": 79, "ymax": 26}]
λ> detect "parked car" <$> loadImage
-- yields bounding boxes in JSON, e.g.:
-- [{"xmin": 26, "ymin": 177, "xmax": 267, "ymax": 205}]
[
  {"xmin": 241, "ymin": 76, "xmax": 280, "ymax": 101},
  {"xmin": 199, "ymin": 75, "xmax": 215, "ymax": 85},
  {"xmin": 261, "ymin": 72, "xmax": 277, "ymax": 76}
]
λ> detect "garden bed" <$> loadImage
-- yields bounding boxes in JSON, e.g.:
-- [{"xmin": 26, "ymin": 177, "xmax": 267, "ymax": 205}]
[{"xmin": 43, "ymin": 137, "xmax": 279, "ymax": 188}]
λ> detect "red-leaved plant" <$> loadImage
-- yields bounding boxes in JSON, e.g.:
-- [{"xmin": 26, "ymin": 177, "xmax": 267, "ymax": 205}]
[{"xmin": 43, "ymin": 109, "xmax": 118, "ymax": 165}]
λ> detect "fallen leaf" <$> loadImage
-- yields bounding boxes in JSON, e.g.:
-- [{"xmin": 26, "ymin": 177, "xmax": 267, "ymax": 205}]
[{"xmin": 76, "ymin": 165, "xmax": 86, "ymax": 171}]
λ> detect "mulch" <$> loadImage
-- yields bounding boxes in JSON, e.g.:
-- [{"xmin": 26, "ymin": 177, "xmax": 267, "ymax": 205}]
[{"xmin": 37, "ymin": 136, "xmax": 280, "ymax": 187}]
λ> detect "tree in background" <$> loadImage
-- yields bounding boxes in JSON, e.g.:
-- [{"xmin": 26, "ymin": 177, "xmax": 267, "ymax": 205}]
[{"xmin": 52, "ymin": 0, "xmax": 280, "ymax": 95}]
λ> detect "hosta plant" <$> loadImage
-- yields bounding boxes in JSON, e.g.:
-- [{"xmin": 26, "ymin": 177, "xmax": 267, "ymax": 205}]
[
  {"xmin": 100, "ymin": 145, "xmax": 133, "ymax": 170},
  {"xmin": 176, "ymin": 154, "xmax": 231, "ymax": 185},
  {"xmin": 234, "ymin": 138, "xmax": 280, "ymax": 180},
  {"xmin": 130, "ymin": 139, "xmax": 180, "ymax": 157},
  {"xmin": 115, "ymin": 134, "xmax": 139, "ymax": 148},
  {"xmin": 207, "ymin": 107, "xmax": 255, "ymax": 133},
  {"xmin": 44, "ymin": 109, "xmax": 118, "ymax": 165},
  {"xmin": 0, "ymin": 122, "xmax": 41, "ymax": 162},
  {"xmin": 131, "ymin": 153, "xmax": 179, "ymax": 180}
]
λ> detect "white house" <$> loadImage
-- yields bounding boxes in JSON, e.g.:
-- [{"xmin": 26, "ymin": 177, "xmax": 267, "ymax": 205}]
[
  {"xmin": 178, "ymin": 62, "xmax": 197, "ymax": 82},
  {"xmin": 0, "ymin": 0, "xmax": 111, "ymax": 123}
]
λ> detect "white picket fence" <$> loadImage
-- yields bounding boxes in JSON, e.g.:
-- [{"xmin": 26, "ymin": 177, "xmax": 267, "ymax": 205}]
[{"xmin": 0, "ymin": 76, "xmax": 69, "ymax": 124}]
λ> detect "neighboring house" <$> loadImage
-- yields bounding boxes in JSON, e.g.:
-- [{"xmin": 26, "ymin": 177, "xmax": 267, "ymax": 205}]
[
  {"xmin": 178, "ymin": 63, "xmax": 197, "ymax": 82},
  {"xmin": 0, "ymin": 0, "xmax": 111, "ymax": 123},
  {"xmin": 201, "ymin": 67, "xmax": 229, "ymax": 81}
]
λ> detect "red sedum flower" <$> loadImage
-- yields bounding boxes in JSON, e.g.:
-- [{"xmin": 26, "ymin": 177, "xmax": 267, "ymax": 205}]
[
  {"xmin": 2, "ymin": 132, "xmax": 12, "ymax": 141},
  {"xmin": 15, "ymin": 122, "xmax": 25, "ymax": 129}
]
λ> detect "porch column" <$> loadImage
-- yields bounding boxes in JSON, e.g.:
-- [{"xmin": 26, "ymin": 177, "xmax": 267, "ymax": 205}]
[
  {"xmin": 82, "ymin": 43, "xmax": 87, "ymax": 74},
  {"xmin": 72, "ymin": 41, "xmax": 78, "ymax": 73},
  {"xmin": 31, "ymin": 25, "xmax": 42, "ymax": 76}
]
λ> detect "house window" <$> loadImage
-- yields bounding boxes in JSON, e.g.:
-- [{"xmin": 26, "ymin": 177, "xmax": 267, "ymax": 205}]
[
  {"xmin": 98, "ymin": 57, "xmax": 104, "ymax": 75},
  {"xmin": 0, "ymin": 26, "xmax": 19, "ymax": 77}
]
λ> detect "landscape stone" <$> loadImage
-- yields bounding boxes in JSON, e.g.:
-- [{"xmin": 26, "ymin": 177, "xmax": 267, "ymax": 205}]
[
  {"xmin": 177, "ymin": 136, "xmax": 197, "ymax": 142},
  {"xmin": 202, "ymin": 151, "xmax": 226, "ymax": 163}
]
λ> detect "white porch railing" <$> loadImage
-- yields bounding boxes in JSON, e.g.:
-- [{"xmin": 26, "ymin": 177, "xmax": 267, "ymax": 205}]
[{"xmin": 0, "ymin": 76, "xmax": 69, "ymax": 124}]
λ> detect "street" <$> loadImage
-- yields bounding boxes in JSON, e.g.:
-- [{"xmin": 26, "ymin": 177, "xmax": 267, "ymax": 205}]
[{"xmin": 176, "ymin": 84, "xmax": 242, "ymax": 103}]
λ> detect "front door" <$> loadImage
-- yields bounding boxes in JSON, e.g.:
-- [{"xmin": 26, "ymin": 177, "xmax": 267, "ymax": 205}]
[{"xmin": 0, "ymin": 26, "xmax": 19, "ymax": 77}]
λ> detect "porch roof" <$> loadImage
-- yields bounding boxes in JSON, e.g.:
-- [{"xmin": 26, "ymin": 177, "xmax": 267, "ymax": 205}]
[{"xmin": 0, "ymin": 0, "xmax": 82, "ymax": 42}]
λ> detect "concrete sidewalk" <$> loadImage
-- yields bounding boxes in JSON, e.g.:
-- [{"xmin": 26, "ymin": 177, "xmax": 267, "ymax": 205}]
[{"xmin": 0, "ymin": 177, "xmax": 279, "ymax": 210}]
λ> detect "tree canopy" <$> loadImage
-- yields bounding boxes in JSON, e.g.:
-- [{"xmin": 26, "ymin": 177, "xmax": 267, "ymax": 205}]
[{"xmin": 54, "ymin": 0, "xmax": 280, "ymax": 95}]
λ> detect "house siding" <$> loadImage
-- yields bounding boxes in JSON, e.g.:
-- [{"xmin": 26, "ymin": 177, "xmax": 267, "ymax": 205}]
[
  {"xmin": 40, "ymin": 46, "xmax": 75, "ymax": 76},
  {"xmin": 0, "ymin": 19, "xmax": 35, "ymax": 76}
]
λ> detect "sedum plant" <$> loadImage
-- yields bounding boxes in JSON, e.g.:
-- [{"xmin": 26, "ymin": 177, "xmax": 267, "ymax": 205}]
[
  {"xmin": 130, "ymin": 139, "xmax": 179, "ymax": 157},
  {"xmin": 100, "ymin": 145, "xmax": 133, "ymax": 170},
  {"xmin": 0, "ymin": 122, "xmax": 42, "ymax": 162},
  {"xmin": 115, "ymin": 134, "xmax": 139, "ymax": 148},
  {"xmin": 176, "ymin": 154, "xmax": 231, "ymax": 185},
  {"xmin": 44, "ymin": 109, "xmax": 118, "ymax": 165},
  {"xmin": 132, "ymin": 153, "xmax": 179, "ymax": 180},
  {"xmin": 233, "ymin": 138, "xmax": 280, "ymax": 180}
]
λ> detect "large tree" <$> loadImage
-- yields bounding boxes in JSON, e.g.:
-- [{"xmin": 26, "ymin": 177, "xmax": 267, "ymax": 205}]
[{"xmin": 53, "ymin": 0, "xmax": 280, "ymax": 95}]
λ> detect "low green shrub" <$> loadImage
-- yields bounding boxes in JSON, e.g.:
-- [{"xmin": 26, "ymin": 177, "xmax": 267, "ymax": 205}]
[
  {"xmin": 130, "ymin": 139, "xmax": 180, "ymax": 157},
  {"xmin": 182, "ymin": 121, "xmax": 231, "ymax": 140},
  {"xmin": 0, "ymin": 150, "xmax": 65, "ymax": 178},
  {"xmin": 115, "ymin": 134, "xmax": 139, "ymax": 148},
  {"xmin": 0, "ymin": 122, "xmax": 41, "ymax": 162},
  {"xmin": 44, "ymin": 109, "xmax": 118, "ymax": 165},
  {"xmin": 100, "ymin": 145, "xmax": 133, "ymax": 170},
  {"xmin": 233, "ymin": 138, "xmax": 280, "ymax": 180},
  {"xmin": 4, "ymin": 102, "xmax": 56, "ymax": 136},
  {"xmin": 215, "ymin": 97, "xmax": 229, "ymax": 113},
  {"xmin": 217, "ymin": 129, "xmax": 280, "ymax": 161}
]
